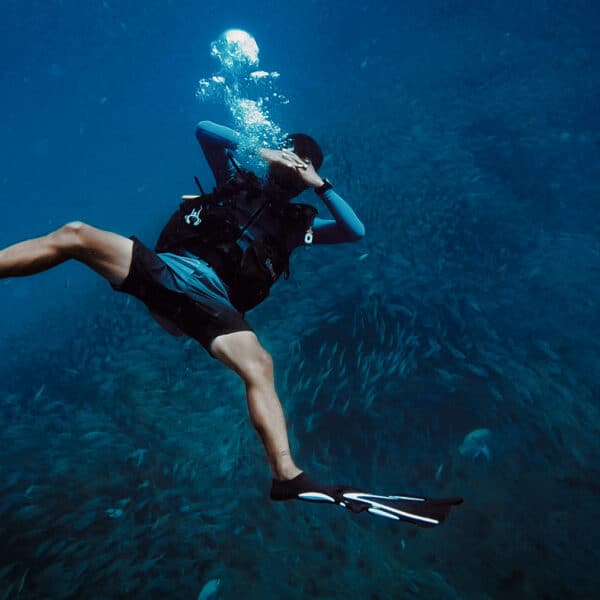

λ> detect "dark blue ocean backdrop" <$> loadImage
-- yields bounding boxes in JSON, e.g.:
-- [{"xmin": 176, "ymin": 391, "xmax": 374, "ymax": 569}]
[{"xmin": 1, "ymin": 1, "xmax": 599, "ymax": 598}]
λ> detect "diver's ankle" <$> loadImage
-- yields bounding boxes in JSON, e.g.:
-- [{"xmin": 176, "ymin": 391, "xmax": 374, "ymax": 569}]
[{"xmin": 273, "ymin": 466, "xmax": 303, "ymax": 481}]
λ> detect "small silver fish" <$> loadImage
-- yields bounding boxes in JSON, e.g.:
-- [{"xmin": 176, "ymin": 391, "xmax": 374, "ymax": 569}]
[{"xmin": 198, "ymin": 578, "xmax": 221, "ymax": 600}]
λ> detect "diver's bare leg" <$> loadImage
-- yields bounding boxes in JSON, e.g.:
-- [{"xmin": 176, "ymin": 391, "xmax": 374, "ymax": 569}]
[
  {"xmin": 0, "ymin": 221, "xmax": 132, "ymax": 285},
  {"xmin": 210, "ymin": 330, "xmax": 302, "ymax": 481}
]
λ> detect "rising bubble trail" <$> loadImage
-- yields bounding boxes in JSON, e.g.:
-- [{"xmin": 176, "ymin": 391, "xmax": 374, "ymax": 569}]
[{"xmin": 197, "ymin": 29, "xmax": 289, "ymax": 164}]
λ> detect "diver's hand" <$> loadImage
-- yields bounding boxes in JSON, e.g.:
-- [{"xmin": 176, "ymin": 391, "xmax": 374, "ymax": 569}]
[
  {"xmin": 259, "ymin": 148, "xmax": 324, "ymax": 188},
  {"xmin": 294, "ymin": 155, "xmax": 324, "ymax": 188},
  {"xmin": 259, "ymin": 148, "xmax": 304, "ymax": 168}
]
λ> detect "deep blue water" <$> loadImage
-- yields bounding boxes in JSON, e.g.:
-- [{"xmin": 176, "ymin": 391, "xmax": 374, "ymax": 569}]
[{"xmin": 1, "ymin": 1, "xmax": 599, "ymax": 598}]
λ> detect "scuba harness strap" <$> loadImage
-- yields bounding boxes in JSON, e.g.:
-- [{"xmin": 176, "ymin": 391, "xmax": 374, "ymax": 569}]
[
  {"xmin": 226, "ymin": 151, "xmax": 291, "ymax": 245},
  {"xmin": 193, "ymin": 175, "xmax": 205, "ymax": 196}
]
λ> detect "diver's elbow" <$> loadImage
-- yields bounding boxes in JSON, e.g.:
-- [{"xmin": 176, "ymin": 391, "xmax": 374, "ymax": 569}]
[
  {"xmin": 195, "ymin": 120, "xmax": 216, "ymax": 140},
  {"xmin": 196, "ymin": 120, "xmax": 217, "ymax": 130},
  {"xmin": 349, "ymin": 222, "xmax": 366, "ymax": 241}
]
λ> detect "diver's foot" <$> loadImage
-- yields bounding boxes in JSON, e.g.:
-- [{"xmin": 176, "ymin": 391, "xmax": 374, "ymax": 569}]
[
  {"xmin": 272, "ymin": 465, "xmax": 302, "ymax": 482},
  {"xmin": 270, "ymin": 471, "xmax": 321, "ymax": 501}
]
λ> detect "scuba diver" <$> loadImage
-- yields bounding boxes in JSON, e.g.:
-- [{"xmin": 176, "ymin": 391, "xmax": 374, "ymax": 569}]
[{"xmin": 0, "ymin": 121, "xmax": 462, "ymax": 526}]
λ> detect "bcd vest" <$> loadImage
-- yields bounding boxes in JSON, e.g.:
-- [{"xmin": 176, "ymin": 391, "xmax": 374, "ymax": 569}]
[{"xmin": 155, "ymin": 171, "xmax": 317, "ymax": 312}]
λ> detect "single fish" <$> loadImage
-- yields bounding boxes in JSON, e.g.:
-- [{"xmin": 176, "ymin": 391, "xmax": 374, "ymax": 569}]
[
  {"xmin": 198, "ymin": 578, "xmax": 221, "ymax": 600},
  {"xmin": 435, "ymin": 463, "xmax": 444, "ymax": 481},
  {"xmin": 459, "ymin": 428, "xmax": 492, "ymax": 461}
]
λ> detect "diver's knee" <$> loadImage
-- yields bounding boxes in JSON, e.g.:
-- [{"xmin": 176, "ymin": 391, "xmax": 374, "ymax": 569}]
[
  {"xmin": 243, "ymin": 348, "xmax": 274, "ymax": 386},
  {"xmin": 50, "ymin": 221, "xmax": 91, "ymax": 255}
]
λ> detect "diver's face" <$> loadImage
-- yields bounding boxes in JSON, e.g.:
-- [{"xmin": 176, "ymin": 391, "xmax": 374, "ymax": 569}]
[
  {"xmin": 267, "ymin": 151, "xmax": 309, "ymax": 196},
  {"xmin": 268, "ymin": 161, "xmax": 301, "ymax": 185}
]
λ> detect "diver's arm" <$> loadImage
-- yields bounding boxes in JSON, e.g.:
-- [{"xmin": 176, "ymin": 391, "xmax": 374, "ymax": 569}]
[
  {"xmin": 288, "ymin": 153, "xmax": 365, "ymax": 244},
  {"xmin": 311, "ymin": 186, "xmax": 366, "ymax": 244},
  {"xmin": 195, "ymin": 121, "xmax": 240, "ymax": 185},
  {"xmin": 196, "ymin": 120, "xmax": 240, "ymax": 147}
]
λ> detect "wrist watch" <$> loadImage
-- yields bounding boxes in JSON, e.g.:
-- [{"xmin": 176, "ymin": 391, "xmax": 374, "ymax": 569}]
[{"xmin": 316, "ymin": 178, "xmax": 333, "ymax": 195}]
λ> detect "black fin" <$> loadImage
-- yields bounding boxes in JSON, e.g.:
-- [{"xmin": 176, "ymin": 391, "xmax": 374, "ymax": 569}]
[
  {"xmin": 270, "ymin": 472, "xmax": 463, "ymax": 527},
  {"xmin": 270, "ymin": 472, "xmax": 331, "ymax": 502},
  {"xmin": 340, "ymin": 493, "xmax": 463, "ymax": 527}
]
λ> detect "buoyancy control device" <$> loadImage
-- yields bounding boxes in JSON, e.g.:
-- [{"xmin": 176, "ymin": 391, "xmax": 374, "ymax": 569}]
[{"xmin": 155, "ymin": 161, "xmax": 317, "ymax": 312}]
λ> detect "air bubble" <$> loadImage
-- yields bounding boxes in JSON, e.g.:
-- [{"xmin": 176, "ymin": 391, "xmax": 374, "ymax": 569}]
[{"xmin": 196, "ymin": 29, "xmax": 289, "ymax": 168}]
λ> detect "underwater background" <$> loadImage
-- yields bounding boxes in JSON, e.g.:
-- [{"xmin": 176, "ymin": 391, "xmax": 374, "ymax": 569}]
[{"xmin": 1, "ymin": 0, "xmax": 599, "ymax": 598}]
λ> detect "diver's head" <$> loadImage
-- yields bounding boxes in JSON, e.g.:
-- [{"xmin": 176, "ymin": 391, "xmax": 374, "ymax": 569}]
[
  {"xmin": 284, "ymin": 133, "xmax": 323, "ymax": 171},
  {"xmin": 265, "ymin": 132, "xmax": 323, "ymax": 199}
]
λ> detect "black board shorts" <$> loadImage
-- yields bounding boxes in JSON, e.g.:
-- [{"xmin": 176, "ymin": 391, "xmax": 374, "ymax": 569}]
[{"xmin": 111, "ymin": 236, "xmax": 253, "ymax": 355}]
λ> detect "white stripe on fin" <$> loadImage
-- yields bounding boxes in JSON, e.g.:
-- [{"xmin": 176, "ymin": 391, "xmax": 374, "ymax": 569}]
[
  {"xmin": 343, "ymin": 492, "xmax": 439, "ymax": 525},
  {"xmin": 349, "ymin": 493, "xmax": 426, "ymax": 502},
  {"xmin": 368, "ymin": 507, "xmax": 401, "ymax": 520},
  {"xmin": 298, "ymin": 492, "xmax": 336, "ymax": 502}
]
